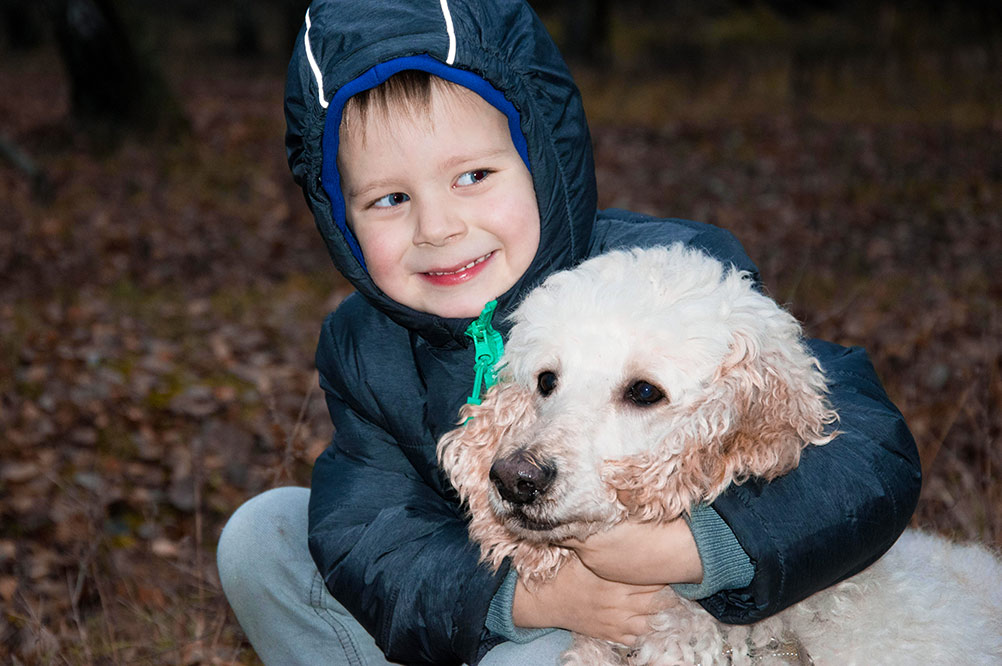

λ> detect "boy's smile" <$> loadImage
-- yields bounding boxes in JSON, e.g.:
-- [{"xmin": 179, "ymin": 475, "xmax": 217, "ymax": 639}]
[
  {"xmin": 337, "ymin": 80, "xmax": 540, "ymax": 319},
  {"xmin": 421, "ymin": 250, "xmax": 496, "ymax": 285}
]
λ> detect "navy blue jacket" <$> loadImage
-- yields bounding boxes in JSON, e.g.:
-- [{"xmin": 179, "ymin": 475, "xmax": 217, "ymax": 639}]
[{"xmin": 285, "ymin": 1, "xmax": 921, "ymax": 663}]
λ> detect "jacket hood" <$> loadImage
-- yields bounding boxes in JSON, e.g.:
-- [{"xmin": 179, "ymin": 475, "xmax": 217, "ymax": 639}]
[{"xmin": 285, "ymin": 0, "xmax": 596, "ymax": 347}]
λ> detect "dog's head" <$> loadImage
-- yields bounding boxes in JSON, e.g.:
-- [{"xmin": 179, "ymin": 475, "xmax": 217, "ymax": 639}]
[{"xmin": 438, "ymin": 245, "xmax": 837, "ymax": 578}]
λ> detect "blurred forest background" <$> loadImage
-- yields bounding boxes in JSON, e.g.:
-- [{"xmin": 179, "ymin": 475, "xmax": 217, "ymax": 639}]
[{"xmin": 2, "ymin": 0, "xmax": 1000, "ymax": 663}]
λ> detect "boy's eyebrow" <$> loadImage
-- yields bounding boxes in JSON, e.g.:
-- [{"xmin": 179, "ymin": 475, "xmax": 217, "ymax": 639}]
[
  {"xmin": 347, "ymin": 178, "xmax": 399, "ymax": 201},
  {"xmin": 347, "ymin": 147, "xmax": 513, "ymax": 200},
  {"xmin": 441, "ymin": 147, "xmax": 510, "ymax": 172}
]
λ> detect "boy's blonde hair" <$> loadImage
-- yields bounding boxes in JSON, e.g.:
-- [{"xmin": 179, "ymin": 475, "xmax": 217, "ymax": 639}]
[{"xmin": 340, "ymin": 70, "xmax": 466, "ymax": 142}]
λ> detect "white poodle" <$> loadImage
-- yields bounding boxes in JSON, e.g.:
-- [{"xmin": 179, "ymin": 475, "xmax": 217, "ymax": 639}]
[{"xmin": 438, "ymin": 245, "xmax": 1002, "ymax": 665}]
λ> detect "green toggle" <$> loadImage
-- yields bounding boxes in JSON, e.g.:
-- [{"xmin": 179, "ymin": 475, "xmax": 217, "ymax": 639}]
[{"xmin": 465, "ymin": 300, "xmax": 504, "ymax": 406}]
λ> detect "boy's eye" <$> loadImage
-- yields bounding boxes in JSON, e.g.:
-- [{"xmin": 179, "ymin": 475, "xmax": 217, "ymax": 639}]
[
  {"xmin": 455, "ymin": 169, "xmax": 491, "ymax": 187},
  {"xmin": 373, "ymin": 192, "xmax": 410, "ymax": 208}
]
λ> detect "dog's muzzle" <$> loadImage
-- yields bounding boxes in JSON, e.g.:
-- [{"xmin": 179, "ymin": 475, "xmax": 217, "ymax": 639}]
[{"xmin": 489, "ymin": 450, "xmax": 556, "ymax": 506}]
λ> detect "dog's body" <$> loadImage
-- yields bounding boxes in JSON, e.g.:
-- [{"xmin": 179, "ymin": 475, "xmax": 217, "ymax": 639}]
[{"xmin": 438, "ymin": 245, "xmax": 1002, "ymax": 665}]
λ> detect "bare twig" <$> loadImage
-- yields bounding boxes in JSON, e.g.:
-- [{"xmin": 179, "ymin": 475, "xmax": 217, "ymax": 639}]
[
  {"xmin": 66, "ymin": 537, "xmax": 101, "ymax": 666},
  {"xmin": 66, "ymin": 571, "xmax": 93, "ymax": 663},
  {"xmin": 805, "ymin": 286, "xmax": 864, "ymax": 331},
  {"xmin": 193, "ymin": 432, "xmax": 207, "ymax": 656},
  {"xmin": 267, "ymin": 370, "xmax": 318, "ymax": 485},
  {"xmin": 90, "ymin": 557, "xmax": 121, "ymax": 665},
  {"xmin": 287, "ymin": 370, "xmax": 319, "ymax": 460},
  {"xmin": 13, "ymin": 590, "xmax": 59, "ymax": 663},
  {"xmin": 209, "ymin": 597, "xmax": 230, "ymax": 654},
  {"xmin": 921, "ymin": 383, "xmax": 975, "ymax": 480}
]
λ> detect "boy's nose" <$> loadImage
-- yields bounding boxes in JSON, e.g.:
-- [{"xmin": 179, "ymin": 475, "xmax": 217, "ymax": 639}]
[{"xmin": 413, "ymin": 203, "xmax": 467, "ymax": 246}]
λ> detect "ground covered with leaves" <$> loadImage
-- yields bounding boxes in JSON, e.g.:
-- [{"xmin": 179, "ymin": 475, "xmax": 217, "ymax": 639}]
[{"xmin": 2, "ymin": 8, "xmax": 1001, "ymax": 665}]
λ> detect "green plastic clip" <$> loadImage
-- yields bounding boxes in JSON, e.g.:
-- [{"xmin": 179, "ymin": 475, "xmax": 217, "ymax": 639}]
[{"xmin": 465, "ymin": 299, "xmax": 505, "ymax": 406}]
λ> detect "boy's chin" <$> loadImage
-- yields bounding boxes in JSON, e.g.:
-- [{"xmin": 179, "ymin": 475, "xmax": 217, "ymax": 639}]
[{"xmin": 418, "ymin": 295, "xmax": 500, "ymax": 319}]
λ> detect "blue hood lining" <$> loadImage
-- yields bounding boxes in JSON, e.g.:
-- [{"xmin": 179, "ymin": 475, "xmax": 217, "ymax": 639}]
[{"xmin": 320, "ymin": 54, "xmax": 531, "ymax": 270}]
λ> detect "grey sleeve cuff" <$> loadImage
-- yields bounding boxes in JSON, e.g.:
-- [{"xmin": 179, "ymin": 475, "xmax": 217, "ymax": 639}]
[
  {"xmin": 485, "ymin": 568, "xmax": 557, "ymax": 643},
  {"xmin": 671, "ymin": 504, "xmax": 754, "ymax": 600}
]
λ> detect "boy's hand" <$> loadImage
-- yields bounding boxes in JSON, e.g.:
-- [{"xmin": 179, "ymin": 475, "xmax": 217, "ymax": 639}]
[
  {"xmin": 511, "ymin": 552, "xmax": 663, "ymax": 646},
  {"xmin": 561, "ymin": 518, "xmax": 703, "ymax": 586}
]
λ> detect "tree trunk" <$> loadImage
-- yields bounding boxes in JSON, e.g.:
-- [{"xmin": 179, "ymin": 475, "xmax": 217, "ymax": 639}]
[{"xmin": 51, "ymin": 0, "xmax": 186, "ymax": 137}]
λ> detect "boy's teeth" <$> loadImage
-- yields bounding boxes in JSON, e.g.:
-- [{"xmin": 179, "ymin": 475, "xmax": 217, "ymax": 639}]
[{"xmin": 428, "ymin": 252, "xmax": 491, "ymax": 276}]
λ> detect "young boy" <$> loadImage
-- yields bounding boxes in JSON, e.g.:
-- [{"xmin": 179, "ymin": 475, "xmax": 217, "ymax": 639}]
[{"xmin": 217, "ymin": 1, "xmax": 921, "ymax": 664}]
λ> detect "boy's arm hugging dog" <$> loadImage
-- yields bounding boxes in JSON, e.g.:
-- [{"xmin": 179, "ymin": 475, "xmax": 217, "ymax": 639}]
[{"xmin": 215, "ymin": 1, "xmax": 927, "ymax": 664}]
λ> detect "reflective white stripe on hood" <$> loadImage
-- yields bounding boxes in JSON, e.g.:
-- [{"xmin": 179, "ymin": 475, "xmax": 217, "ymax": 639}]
[
  {"xmin": 439, "ymin": 0, "xmax": 456, "ymax": 64},
  {"xmin": 304, "ymin": 2, "xmax": 457, "ymax": 108},
  {"xmin": 304, "ymin": 9, "xmax": 328, "ymax": 108}
]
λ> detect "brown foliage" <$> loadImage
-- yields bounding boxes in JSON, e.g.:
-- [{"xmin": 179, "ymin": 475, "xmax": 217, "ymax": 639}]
[
  {"xmin": 2, "ymin": 7, "xmax": 1000, "ymax": 664},
  {"xmin": 1, "ymin": 48, "xmax": 340, "ymax": 664}
]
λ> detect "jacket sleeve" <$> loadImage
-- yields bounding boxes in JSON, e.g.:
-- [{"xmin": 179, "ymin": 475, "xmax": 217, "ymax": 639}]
[
  {"xmin": 308, "ymin": 315, "xmax": 508, "ymax": 665},
  {"xmin": 703, "ymin": 339, "xmax": 922, "ymax": 623}
]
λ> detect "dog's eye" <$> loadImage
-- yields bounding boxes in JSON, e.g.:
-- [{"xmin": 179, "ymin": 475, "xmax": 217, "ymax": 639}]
[
  {"xmin": 626, "ymin": 380, "xmax": 664, "ymax": 406},
  {"xmin": 537, "ymin": 371, "xmax": 558, "ymax": 397}
]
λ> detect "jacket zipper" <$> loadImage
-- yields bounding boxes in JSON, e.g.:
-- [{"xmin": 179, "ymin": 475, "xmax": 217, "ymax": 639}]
[{"xmin": 464, "ymin": 300, "xmax": 504, "ymax": 406}]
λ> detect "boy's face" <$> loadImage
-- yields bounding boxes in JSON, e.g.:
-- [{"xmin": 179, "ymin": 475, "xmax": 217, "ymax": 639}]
[{"xmin": 338, "ymin": 83, "xmax": 540, "ymax": 319}]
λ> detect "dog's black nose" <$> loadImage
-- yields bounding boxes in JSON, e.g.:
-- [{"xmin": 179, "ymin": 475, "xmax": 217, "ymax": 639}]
[{"xmin": 489, "ymin": 451, "xmax": 556, "ymax": 505}]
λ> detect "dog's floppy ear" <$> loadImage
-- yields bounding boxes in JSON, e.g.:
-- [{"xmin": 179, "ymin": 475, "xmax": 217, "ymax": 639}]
[
  {"xmin": 710, "ymin": 325, "xmax": 838, "ymax": 489},
  {"xmin": 437, "ymin": 382, "xmax": 535, "ymax": 508},
  {"xmin": 606, "ymin": 301, "xmax": 838, "ymax": 521}
]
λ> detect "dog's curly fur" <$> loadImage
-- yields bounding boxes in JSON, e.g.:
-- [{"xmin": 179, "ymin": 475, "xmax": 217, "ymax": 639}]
[{"xmin": 438, "ymin": 245, "xmax": 1002, "ymax": 665}]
